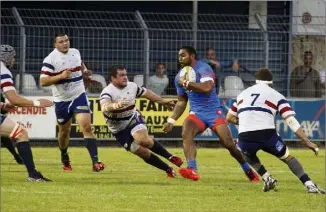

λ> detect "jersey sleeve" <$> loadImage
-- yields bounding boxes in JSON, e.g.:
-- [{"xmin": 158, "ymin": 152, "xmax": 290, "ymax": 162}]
[
  {"xmin": 99, "ymin": 87, "xmax": 113, "ymax": 104},
  {"xmin": 40, "ymin": 56, "xmax": 55, "ymax": 78},
  {"xmin": 228, "ymin": 101, "xmax": 238, "ymax": 117},
  {"xmin": 276, "ymin": 94, "xmax": 296, "ymax": 118},
  {"xmin": 129, "ymin": 82, "xmax": 146, "ymax": 98},
  {"xmin": 0, "ymin": 67, "xmax": 15, "ymax": 92},
  {"xmin": 174, "ymin": 74, "xmax": 185, "ymax": 96},
  {"xmin": 198, "ymin": 64, "xmax": 214, "ymax": 83}
]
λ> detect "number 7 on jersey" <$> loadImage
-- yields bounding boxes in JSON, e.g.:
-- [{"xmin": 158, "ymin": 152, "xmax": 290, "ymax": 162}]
[{"xmin": 250, "ymin": 93, "xmax": 260, "ymax": 106}]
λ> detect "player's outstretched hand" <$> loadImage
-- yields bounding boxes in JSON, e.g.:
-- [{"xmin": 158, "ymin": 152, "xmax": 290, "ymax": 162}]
[
  {"xmin": 305, "ymin": 141, "xmax": 319, "ymax": 156},
  {"xmin": 37, "ymin": 99, "xmax": 54, "ymax": 107},
  {"xmin": 162, "ymin": 100, "xmax": 177, "ymax": 111},
  {"xmin": 163, "ymin": 122, "xmax": 173, "ymax": 133}
]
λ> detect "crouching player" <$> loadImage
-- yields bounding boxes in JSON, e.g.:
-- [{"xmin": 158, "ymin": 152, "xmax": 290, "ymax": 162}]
[{"xmin": 100, "ymin": 65, "xmax": 183, "ymax": 178}]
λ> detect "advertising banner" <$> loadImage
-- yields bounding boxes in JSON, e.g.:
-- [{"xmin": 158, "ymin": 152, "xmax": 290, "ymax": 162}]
[
  {"xmin": 7, "ymin": 96, "xmax": 56, "ymax": 139},
  {"xmin": 9, "ymin": 96, "xmax": 322, "ymax": 141}
]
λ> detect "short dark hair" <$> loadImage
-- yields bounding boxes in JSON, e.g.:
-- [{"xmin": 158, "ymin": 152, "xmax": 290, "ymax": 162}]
[
  {"xmin": 156, "ymin": 63, "xmax": 165, "ymax": 69},
  {"xmin": 54, "ymin": 33, "xmax": 68, "ymax": 43},
  {"xmin": 180, "ymin": 46, "xmax": 197, "ymax": 58},
  {"xmin": 304, "ymin": 51, "xmax": 313, "ymax": 57},
  {"xmin": 255, "ymin": 68, "xmax": 273, "ymax": 81},
  {"xmin": 205, "ymin": 47, "xmax": 214, "ymax": 52},
  {"xmin": 109, "ymin": 65, "xmax": 125, "ymax": 80}
]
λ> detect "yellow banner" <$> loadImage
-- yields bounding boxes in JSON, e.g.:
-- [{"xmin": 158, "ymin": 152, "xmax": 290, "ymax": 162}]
[{"xmin": 89, "ymin": 97, "xmax": 189, "ymax": 126}]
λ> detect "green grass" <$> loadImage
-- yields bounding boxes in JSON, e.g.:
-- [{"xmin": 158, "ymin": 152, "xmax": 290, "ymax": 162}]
[{"xmin": 1, "ymin": 147, "xmax": 325, "ymax": 212}]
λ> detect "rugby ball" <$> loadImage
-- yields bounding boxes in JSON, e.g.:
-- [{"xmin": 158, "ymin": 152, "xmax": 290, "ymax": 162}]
[{"xmin": 179, "ymin": 66, "xmax": 196, "ymax": 82}]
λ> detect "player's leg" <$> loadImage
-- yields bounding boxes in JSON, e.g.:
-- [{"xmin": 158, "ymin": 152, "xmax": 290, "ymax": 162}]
[
  {"xmin": 55, "ymin": 100, "xmax": 74, "ymax": 170},
  {"xmin": 1, "ymin": 136, "xmax": 23, "ymax": 164},
  {"xmin": 132, "ymin": 143, "xmax": 176, "ymax": 178},
  {"xmin": 114, "ymin": 126, "xmax": 176, "ymax": 178},
  {"xmin": 211, "ymin": 115, "xmax": 259, "ymax": 182},
  {"xmin": 262, "ymin": 135, "xmax": 325, "ymax": 194},
  {"xmin": 237, "ymin": 140, "xmax": 276, "ymax": 191},
  {"xmin": 57, "ymin": 119, "xmax": 73, "ymax": 170},
  {"xmin": 73, "ymin": 93, "xmax": 104, "ymax": 171},
  {"xmin": 75, "ymin": 112, "xmax": 104, "ymax": 171},
  {"xmin": 0, "ymin": 116, "xmax": 51, "ymax": 181},
  {"xmin": 131, "ymin": 112, "xmax": 183, "ymax": 167},
  {"xmin": 178, "ymin": 114, "xmax": 205, "ymax": 181}
]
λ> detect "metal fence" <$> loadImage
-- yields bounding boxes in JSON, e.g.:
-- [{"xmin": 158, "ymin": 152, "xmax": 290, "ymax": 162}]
[{"xmin": 1, "ymin": 7, "xmax": 325, "ymax": 98}]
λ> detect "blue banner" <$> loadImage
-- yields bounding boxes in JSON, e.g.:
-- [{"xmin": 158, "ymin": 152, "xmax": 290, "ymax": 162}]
[{"xmin": 196, "ymin": 98, "xmax": 325, "ymax": 141}]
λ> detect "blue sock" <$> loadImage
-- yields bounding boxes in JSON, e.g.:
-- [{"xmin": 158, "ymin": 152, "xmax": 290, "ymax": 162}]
[
  {"xmin": 187, "ymin": 160, "xmax": 197, "ymax": 171},
  {"xmin": 84, "ymin": 138, "xmax": 98, "ymax": 164},
  {"xmin": 240, "ymin": 162, "xmax": 251, "ymax": 172}
]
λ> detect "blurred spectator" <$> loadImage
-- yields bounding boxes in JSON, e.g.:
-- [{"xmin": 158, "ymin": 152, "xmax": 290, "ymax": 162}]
[
  {"xmin": 290, "ymin": 51, "xmax": 322, "ymax": 98},
  {"xmin": 319, "ymin": 69, "xmax": 326, "ymax": 96},
  {"xmin": 147, "ymin": 63, "xmax": 169, "ymax": 95},
  {"xmin": 201, "ymin": 48, "xmax": 241, "ymax": 94}
]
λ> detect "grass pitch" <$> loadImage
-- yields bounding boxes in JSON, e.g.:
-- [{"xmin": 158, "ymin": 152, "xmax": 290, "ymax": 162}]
[{"xmin": 1, "ymin": 147, "xmax": 325, "ymax": 212}]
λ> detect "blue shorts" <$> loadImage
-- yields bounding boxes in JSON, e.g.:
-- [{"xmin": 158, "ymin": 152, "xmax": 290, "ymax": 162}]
[
  {"xmin": 237, "ymin": 132, "xmax": 288, "ymax": 158},
  {"xmin": 112, "ymin": 112, "xmax": 145, "ymax": 151},
  {"xmin": 0, "ymin": 114, "xmax": 6, "ymax": 125},
  {"xmin": 54, "ymin": 93, "xmax": 90, "ymax": 125},
  {"xmin": 187, "ymin": 108, "xmax": 227, "ymax": 132}
]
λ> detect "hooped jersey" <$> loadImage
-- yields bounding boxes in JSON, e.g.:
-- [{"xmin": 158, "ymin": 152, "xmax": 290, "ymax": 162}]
[
  {"xmin": 99, "ymin": 82, "xmax": 146, "ymax": 133},
  {"xmin": 1, "ymin": 61, "xmax": 16, "ymax": 95},
  {"xmin": 40, "ymin": 48, "xmax": 85, "ymax": 102}
]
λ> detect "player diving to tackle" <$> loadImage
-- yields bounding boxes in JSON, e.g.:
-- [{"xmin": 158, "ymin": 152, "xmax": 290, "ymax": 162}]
[
  {"xmin": 226, "ymin": 68, "xmax": 325, "ymax": 194},
  {"xmin": 100, "ymin": 65, "xmax": 183, "ymax": 178},
  {"xmin": 1, "ymin": 44, "xmax": 52, "ymax": 182},
  {"xmin": 163, "ymin": 46, "xmax": 259, "ymax": 181}
]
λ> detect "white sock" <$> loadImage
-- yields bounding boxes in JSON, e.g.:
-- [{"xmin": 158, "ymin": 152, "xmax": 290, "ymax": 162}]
[
  {"xmin": 262, "ymin": 172, "xmax": 271, "ymax": 181},
  {"xmin": 304, "ymin": 180, "xmax": 314, "ymax": 187}
]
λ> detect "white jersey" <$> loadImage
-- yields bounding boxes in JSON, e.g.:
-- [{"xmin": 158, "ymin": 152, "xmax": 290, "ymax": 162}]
[
  {"xmin": 40, "ymin": 48, "xmax": 85, "ymax": 102},
  {"xmin": 99, "ymin": 82, "xmax": 146, "ymax": 133},
  {"xmin": 147, "ymin": 75, "xmax": 169, "ymax": 95},
  {"xmin": 0, "ymin": 61, "xmax": 16, "ymax": 94},
  {"xmin": 228, "ymin": 83, "xmax": 295, "ymax": 133}
]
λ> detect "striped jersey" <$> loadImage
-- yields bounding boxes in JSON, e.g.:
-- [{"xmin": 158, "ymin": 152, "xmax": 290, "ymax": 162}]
[
  {"xmin": 228, "ymin": 83, "xmax": 295, "ymax": 133},
  {"xmin": 40, "ymin": 48, "xmax": 85, "ymax": 102},
  {"xmin": 99, "ymin": 82, "xmax": 146, "ymax": 133},
  {"xmin": 1, "ymin": 61, "xmax": 16, "ymax": 94}
]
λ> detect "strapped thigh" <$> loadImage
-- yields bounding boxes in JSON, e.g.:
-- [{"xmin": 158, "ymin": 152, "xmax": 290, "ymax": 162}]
[{"xmin": 9, "ymin": 123, "xmax": 24, "ymax": 139}]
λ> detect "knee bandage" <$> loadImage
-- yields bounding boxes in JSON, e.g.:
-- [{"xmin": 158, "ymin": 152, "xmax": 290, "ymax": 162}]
[{"xmin": 130, "ymin": 142, "xmax": 140, "ymax": 153}]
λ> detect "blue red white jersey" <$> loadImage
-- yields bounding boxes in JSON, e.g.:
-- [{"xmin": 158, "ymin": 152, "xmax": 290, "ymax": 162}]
[
  {"xmin": 228, "ymin": 83, "xmax": 296, "ymax": 133},
  {"xmin": 40, "ymin": 48, "xmax": 85, "ymax": 102},
  {"xmin": 99, "ymin": 81, "xmax": 146, "ymax": 133},
  {"xmin": 1, "ymin": 61, "xmax": 15, "ymax": 93},
  {"xmin": 174, "ymin": 60, "xmax": 223, "ymax": 114}
]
